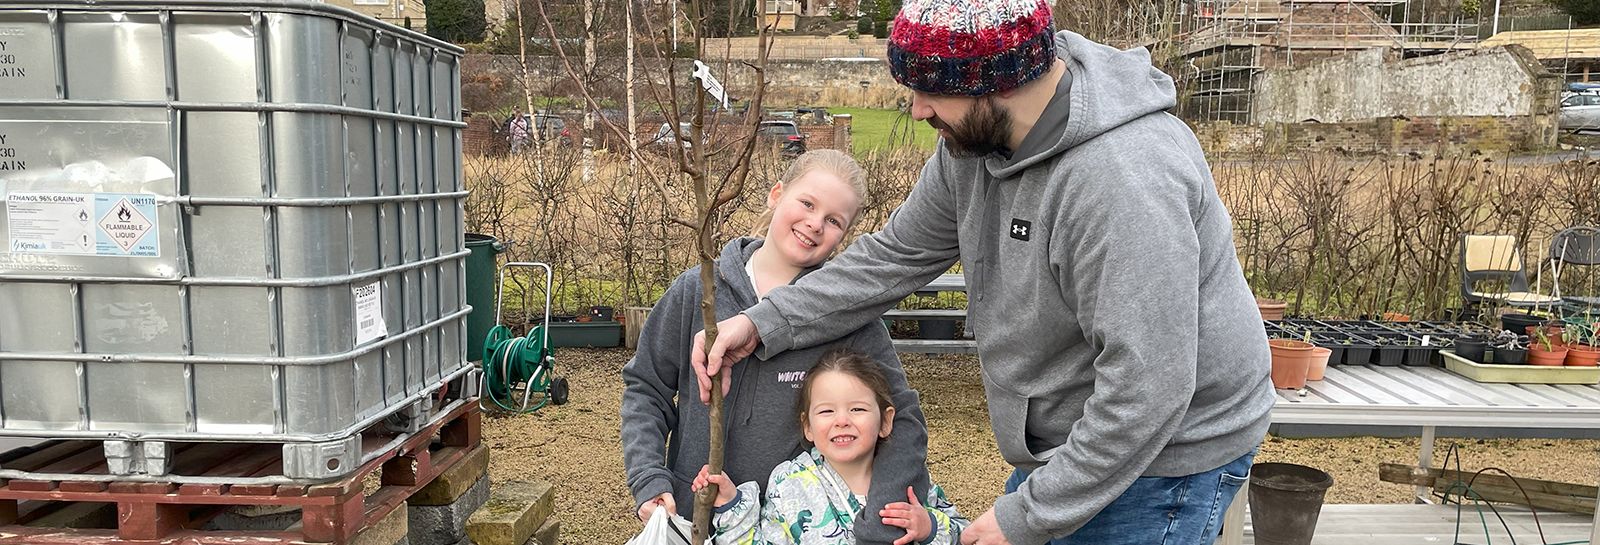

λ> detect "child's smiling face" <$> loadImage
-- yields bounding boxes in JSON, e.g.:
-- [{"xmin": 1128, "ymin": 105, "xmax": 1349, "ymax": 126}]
[
  {"xmin": 764, "ymin": 170, "xmax": 860, "ymax": 269},
  {"xmin": 802, "ymin": 370, "xmax": 895, "ymax": 465}
]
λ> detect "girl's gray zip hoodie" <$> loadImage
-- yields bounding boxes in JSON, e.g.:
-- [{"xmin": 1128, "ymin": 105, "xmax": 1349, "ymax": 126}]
[
  {"xmin": 621, "ymin": 237, "xmax": 932, "ymax": 545},
  {"xmin": 740, "ymin": 31, "xmax": 1276, "ymax": 544}
]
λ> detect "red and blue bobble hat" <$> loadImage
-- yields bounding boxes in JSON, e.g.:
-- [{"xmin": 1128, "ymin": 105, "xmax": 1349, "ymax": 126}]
[{"xmin": 887, "ymin": 0, "xmax": 1058, "ymax": 96}]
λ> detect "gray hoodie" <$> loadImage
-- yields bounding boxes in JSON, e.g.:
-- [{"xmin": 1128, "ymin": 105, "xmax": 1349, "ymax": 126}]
[
  {"xmin": 620, "ymin": 237, "xmax": 932, "ymax": 545},
  {"xmin": 741, "ymin": 31, "xmax": 1276, "ymax": 544}
]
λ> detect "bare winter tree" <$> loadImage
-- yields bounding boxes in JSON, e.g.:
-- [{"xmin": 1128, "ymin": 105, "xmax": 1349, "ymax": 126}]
[{"xmin": 529, "ymin": 0, "xmax": 778, "ymax": 537}]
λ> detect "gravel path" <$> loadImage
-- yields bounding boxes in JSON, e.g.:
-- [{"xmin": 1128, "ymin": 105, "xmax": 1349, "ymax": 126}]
[{"xmin": 483, "ymin": 348, "xmax": 1600, "ymax": 544}]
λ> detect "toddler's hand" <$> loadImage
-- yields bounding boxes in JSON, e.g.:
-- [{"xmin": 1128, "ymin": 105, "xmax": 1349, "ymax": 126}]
[
  {"xmin": 691, "ymin": 465, "xmax": 738, "ymax": 507},
  {"xmin": 880, "ymin": 486, "xmax": 931, "ymax": 545}
]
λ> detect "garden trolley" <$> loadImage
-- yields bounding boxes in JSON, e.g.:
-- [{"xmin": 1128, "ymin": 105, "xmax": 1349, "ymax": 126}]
[{"xmin": 480, "ymin": 262, "xmax": 570, "ymax": 413}]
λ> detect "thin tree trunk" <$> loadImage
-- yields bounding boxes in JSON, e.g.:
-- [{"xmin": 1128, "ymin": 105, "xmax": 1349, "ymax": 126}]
[{"xmin": 516, "ymin": 0, "xmax": 533, "ymax": 114}]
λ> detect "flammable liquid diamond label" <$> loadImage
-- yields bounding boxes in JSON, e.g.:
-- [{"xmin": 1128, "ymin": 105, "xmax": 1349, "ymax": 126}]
[{"xmin": 95, "ymin": 195, "xmax": 157, "ymax": 256}]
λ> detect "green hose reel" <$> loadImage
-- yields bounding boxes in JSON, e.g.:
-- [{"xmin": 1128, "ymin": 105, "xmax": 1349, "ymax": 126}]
[{"xmin": 480, "ymin": 262, "xmax": 569, "ymax": 413}]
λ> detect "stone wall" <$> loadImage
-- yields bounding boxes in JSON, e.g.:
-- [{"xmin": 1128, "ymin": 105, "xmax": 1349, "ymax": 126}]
[
  {"xmin": 1253, "ymin": 45, "xmax": 1559, "ymax": 123},
  {"xmin": 1196, "ymin": 114, "xmax": 1560, "ymax": 155},
  {"xmin": 702, "ymin": 36, "xmax": 889, "ymax": 61},
  {"xmin": 463, "ymin": 54, "xmax": 904, "ymax": 111},
  {"xmin": 1239, "ymin": 44, "xmax": 1561, "ymax": 152},
  {"xmin": 464, "ymin": 112, "xmax": 853, "ymax": 156}
]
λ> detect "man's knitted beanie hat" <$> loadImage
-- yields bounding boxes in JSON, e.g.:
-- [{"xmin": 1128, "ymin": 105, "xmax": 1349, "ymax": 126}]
[{"xmin": 887, "ymin": 0, "xmax": 1057, "ymax": 96}]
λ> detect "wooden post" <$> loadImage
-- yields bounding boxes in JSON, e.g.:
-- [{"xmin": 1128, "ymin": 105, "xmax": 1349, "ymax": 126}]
[
  {"xmin": 117, "ymin": 502, "xmax": 185, "ymax": 541},
  {"xmin": 625, "ymin": 307, "xmax": 652, "ymax": 349},
  {"xmin": 443, "ymin": 407, "xmax": 482, "ymax": 448},
  {"xmin": 302, "ymin": 493, "xmax": 365, "ymax": 542}
]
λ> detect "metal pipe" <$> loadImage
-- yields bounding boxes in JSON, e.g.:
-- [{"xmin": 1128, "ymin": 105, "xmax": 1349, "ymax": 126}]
[
  {"xmin": 1, "ymin": 249, "xmax": 467, "ymax": 286},
  {"xmin": 173, "ymin": 191, "xmax": 468, "ymax": 208},
  {"xmin": 5, "ymin": 0, "xmax": 461, "ymax": 52},
  {"xmin": 0, "ymin": 100, "xmax": 466, "ymax": 128},
  {"xmin": 0, "ymin": 367, "xmax": 474, "ymax": 448},
  {"xmin": 0, "ymin": 309, "xmax": 469, "ymax": 367}
]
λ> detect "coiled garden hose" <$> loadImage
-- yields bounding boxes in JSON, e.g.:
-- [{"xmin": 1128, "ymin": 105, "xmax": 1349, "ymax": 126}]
[{"xmin": 481, "ymin": 323, "xmax": 567, "ymax": 413}]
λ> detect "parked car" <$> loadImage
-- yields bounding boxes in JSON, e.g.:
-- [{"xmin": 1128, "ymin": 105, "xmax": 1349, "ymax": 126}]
[
  {"xmin": 1560, "ymin": 92, "xmax": 1600, "ymax": 132},
  {"xmin": 528, "ymin": 114, "xmax": 570, "ymax": 144},
  {"xmin": 795, "ymin": 106, "xmax": 831, "ymax": 124},
  {"xmin": 506, "ymin": 113, "xmax": 570, "ymax": 147},
  {"xmin": 757, "ymin": 120, "xmax": 807, "ymax": 157},
  {"xmin": 648, "ymin": 122, "xmax": 696, "ymax": 153}
]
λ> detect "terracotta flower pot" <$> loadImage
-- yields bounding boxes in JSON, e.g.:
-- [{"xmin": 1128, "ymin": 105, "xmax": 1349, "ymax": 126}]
[
  {"xmin": 1525, "ymin": 325, "xmax": 1565, "ymax": 347},
  {"xmin": 1529, "ymin": 345, "xmax": 1569, "ymax": 366},
  {"xmin": 1256, "ymin": 297, "xmax": 1287, "ymax": 321},
  {"xmin": 1307, "ymin": 347, "xmax": 1331, "ymax": 381},
  {"xmin": 1268, "ymin": 339, "xmax": 1314, "ymax": 389},
  {"xmin": 1566, "ymin": 344, "xmax": 1600, "ymax": 367}
]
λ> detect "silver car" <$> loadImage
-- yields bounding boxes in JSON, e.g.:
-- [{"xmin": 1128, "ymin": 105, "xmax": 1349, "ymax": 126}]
[{"xmin": 1560, "ymin": 92, "xmax": 1600, "ymax": 132}]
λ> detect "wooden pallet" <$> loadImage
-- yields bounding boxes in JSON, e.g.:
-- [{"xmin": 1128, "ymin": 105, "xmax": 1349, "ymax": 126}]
[{"xmin": 0, "ymin": 401, "xmax": 482, "ymax": 544}]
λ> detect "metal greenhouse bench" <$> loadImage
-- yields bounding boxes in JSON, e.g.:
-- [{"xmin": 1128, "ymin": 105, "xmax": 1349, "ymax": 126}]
[{"xmin": 1218, "ymin": 364, "xmax": 1600, "ymax": 544}]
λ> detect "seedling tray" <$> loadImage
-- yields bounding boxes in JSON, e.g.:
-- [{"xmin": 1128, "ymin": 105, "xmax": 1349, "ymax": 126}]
[{"xmin": 1440, "ymin": 350, "xmax": 1600, "ymax": 384}]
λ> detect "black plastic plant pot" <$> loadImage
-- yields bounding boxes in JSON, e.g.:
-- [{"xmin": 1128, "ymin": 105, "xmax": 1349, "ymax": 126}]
[
  {"xmin": 1455, "ymin": 337, "xmax": 1489, "ymax": 363},
  {"xmin": 1374, "ymin": 346, "xmax": 1406, "ymax": 366},
  {"xmin": 1249, "ymin": 463, "xmax": 1334, "ymax": 545},
  {"xmin": 1343, "ymin": 338, "xmax": 1375, "ymax": 366},
  {"xmin": 1493, "ymin": 346, "xmax": 1528, "ymax": 365},
  {"xmin": 1323, "ymin": 345, "xmax": 1345, "ymax": 365},
  {"xmin": 1501, "ymin": 312, "xmax": 1546, "ymax": 335},
  {"xmin": 1403, "ymin": 346, "xmax": 1432, "ymax": 367}
]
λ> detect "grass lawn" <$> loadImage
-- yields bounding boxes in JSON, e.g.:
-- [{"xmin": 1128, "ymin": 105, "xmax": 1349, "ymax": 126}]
[{"xmin": 832, "ymin": 107, "xmax": 940, "ymax": 154}]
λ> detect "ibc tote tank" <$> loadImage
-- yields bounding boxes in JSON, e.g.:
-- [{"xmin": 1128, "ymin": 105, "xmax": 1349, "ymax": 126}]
[{"xmin": 0, "ymin": 0, "xmax": 469, "ymax": 480}]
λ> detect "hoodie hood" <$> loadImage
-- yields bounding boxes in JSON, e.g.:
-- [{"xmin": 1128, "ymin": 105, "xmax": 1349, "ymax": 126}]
[
  {"xmin": 989, "ymin": 30, "xmax": 1178, "ymax": 178},
  {"xmin": 715, "ymin": 236, "xmax": 821, "ymax": 308},
  {"xmin": 715, "ymin": 237, "xmax": 763, "ymax": 309}
]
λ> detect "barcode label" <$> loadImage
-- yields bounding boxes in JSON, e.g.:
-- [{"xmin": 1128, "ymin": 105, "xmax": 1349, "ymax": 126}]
[{"xmin": 354, "ymin": 280, "xmax": 387, "ymax": 346}]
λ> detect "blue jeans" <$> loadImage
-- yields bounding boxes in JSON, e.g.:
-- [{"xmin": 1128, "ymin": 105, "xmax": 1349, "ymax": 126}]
[{"xmin": 1003, "ymin": 449, "xmax": 1255, "ymax": 545}]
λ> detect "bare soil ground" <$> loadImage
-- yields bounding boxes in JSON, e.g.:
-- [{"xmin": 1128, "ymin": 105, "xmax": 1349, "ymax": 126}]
[{"xmin": 483, "ymin": 349, "xmax": 1600, "ymax": 544}]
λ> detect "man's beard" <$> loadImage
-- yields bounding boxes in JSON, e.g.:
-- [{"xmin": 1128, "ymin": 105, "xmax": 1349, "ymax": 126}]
[{"xmin": 928, "ymin": 97, "xmax": 1014, "ymax": 158}]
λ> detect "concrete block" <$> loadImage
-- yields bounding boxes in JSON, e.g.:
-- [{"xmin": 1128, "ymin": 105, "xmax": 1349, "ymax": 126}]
[
  {"xmin": 410, "ymin": 475, "xmax": 491, "ymax": 545},
  {"xmin": 412, "ymin": 444, "xmax": 490, "ymax": 506},
  {"xmin": 202, "ymin": 503, "xmax": 301, "ymax": 531},
  {"xmin": 531, "ymin": 517, "xmax": 558, "ymax": 545},
  {"xmin": 352, "ymin": 505, "xmax": 410, "ymax": 545},
  {"xmin": 465, "ymin": 480, "xmax": 554, "ymax": 545}
]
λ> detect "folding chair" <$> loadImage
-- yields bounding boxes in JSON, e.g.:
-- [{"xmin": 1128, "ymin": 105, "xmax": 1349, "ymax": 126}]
[
  {"xmin": 1459, "ymin": 234, "xmax": 1562, "ymax": 313},
  {"xmin": 1549, "ymin": 226, "xmax": 1600, "ymax": 311}
]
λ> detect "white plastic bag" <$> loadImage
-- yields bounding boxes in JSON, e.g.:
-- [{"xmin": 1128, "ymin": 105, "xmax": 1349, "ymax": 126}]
[{"xmin": 625, "ymin": 507, "xmax": 699, "ymax": 545}]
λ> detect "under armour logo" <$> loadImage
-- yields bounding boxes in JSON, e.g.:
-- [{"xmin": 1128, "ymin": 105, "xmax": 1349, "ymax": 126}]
[{"xmin": 1010, "ymin": 219, "xmax": 1031, "ymax": 241}]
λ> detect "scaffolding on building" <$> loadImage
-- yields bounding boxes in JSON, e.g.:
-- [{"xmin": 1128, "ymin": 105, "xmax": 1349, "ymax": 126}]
[{"xmin": 1177, "ymin": 0, "xmax": 1478, "ymax": 124}]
